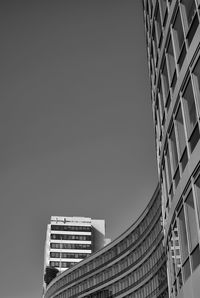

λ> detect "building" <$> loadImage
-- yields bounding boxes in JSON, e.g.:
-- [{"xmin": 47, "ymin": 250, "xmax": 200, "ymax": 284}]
[
  {"xmin": 43, "ymin": 216, "xmax": 109, "ymax": 289},
  {"xmin": 142, "ymin": 1, "xmax": 200, "ymax": 298},
  {"xmin": 43, "ymin": 187, "xmax": 168, "ymax": 298}
]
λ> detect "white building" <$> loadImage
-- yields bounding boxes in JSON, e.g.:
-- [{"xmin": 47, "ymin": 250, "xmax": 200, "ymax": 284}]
[{"xmin": 43, "ymin": 216, "xmax": 110, "ymax": 288}]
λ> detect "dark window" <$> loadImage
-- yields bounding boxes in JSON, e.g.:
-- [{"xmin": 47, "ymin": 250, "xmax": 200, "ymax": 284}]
[
  {"xmin": 191, "ymin": 245, "xmax": 200, "ymax": 271},
  {"xmin": 182, "ymin": 78, "xmax": 198, "ymax": 136},
  {"xmin": 185, "ymin": 191, "xmax": 198, "ymax": 251},
  {"xmin": 183, "ymin": 258, "xmax": 191, "ymax": 281},
  {"xmin": 180, "ymin": 0, "xmax": 197, "ymax": 30},
  {"xmin": 50, "ymin": 243, "xmax": 92, "ymax": 249},
  {"xmin": 172, "ymin": 8, "xmax": 185, "ymax": 67},
  {"xmin": 51, "ymin": 225, "xmax": 91, "ymax": 232},
  {"xmin": 193, "ymin": 57, "xmax": 200, "ymax": 111},
  {"xmin": 195, "ymin": 176, "xmax": 200, "ymax": 227},
  {"xmin": 159, "ymin": 0, "xmax": 168, "ymax": 26},
  {"xmin": 161, "ymin": 59, "xmax": 170, "ymax": 105},
  {"xmin": 166, "ymin": 37, "xmax": 176, "ymax": 88},
  {"xmin": 50, "ymin": 234, "xmax": 91, "ymax": 241},
  {"xmin": 155, "ymin": 4, "xmax": 163, "ymax": 46}
]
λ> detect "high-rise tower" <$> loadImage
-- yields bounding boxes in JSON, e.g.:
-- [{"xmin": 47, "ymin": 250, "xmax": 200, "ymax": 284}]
[
  {"xmin": 43, "ymin": 216, "xmax": 109, "ymax": 289},
  {"xmin": 142, "ymin": 1, "xmax": 200, "ymax": 298}
]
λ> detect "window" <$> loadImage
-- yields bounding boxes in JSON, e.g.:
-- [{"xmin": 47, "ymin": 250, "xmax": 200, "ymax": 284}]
[
  {"xmin": 51, "ymin": 225, "xmax": 91, "ymax": 232},
  {"xmin": 175, "ymin": 104, "xmax": 188, "ymax": 172},
  {"xmin": 187, "ymin": 13, "xmax": 199, "ymax": 46},
  {"xmin": 185, "ymin": 191, "xmax": 199, "ymax": 251},
  {"xmin": 178, "ymin": 207, "xmax": 189, "ymax": 262},
  {"xmin": 158, "ymin": 79, "xmax": 165, "ymax": 124},
  {"xmin": 50, "ymin": 234, "xmax": 91, "ymax": 241},
  {"xmin": 180, "ymin": 0, "xmax": 197, "ymax": 31},
  {"xmin": 182, "ymin": 78, "xmax": 200, "ymax": 151},
  {"xmin": 183, "ymin": 258, "xmax": 191, "ymax": 282},
  {"xmin": 172, "ymin": 8, "xmax": 185, "ymax": 67},
  {"xmin": 165, "ymin": 144, "xmax": 173, "ymax": 195},
  {"xmin": 183, "ymin": 79, "xmax": 197, "ymax": 135},
  {"xmin": 161, "ymin": 59, "xmax": 170, "ymax": 106},
  {"xmin": 155, "ymin": 4, "xmax": 163, "ymax": 46},
  {"xmin": 50, "ymin": 252, "xmax": 60, "ymax": 258},
  {"xmin": 152, "ymin": 24, "xmax": 158, "ymax": 65},
  {"xmin": 169, "ymin": 125, "xmax": 179, "ymax": 174},
  {"xmin": 159, "ymin": 0, "xmax": 168, "ymax": 26},
  {"xmin": 166, "ymin": 37, "xmax": 176, "ymax": 89},
  {"xmin": 193, "ymin": 57, "xmax": 200, "ymax": 112},
  {"xmin": 195, "ymin": 176, "xmax": 200, "ymax": 227},
  {"xmin": 191, "ymin": 245, "xmax": 200, "ymax": 271}
]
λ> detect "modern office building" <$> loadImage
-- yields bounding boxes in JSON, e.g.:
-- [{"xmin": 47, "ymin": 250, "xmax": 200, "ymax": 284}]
[
  {"xmin": 43, "ymin": 187, "xmax": 168, "ymax": 298},
  {"xmin": 142, "ymin": 1, "xmax": 200, "ymax": 298},
  {"xmin": 43, "ymin": 216, "xmax": 109, "ymax": 289}
]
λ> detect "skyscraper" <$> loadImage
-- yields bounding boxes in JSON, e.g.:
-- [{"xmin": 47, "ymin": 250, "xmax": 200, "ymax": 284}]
[
  {"xmin": 142, "ymin": 1, "xmax": 200, "ymax": 297},
  {"xmin": 43, "ymin": 216, "xmax": 109, "ymax": 289}
]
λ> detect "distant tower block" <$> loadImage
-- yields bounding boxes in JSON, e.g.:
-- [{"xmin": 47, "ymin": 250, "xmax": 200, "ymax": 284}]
[{"xmin": 43, "ymin": 216, "xmax": 110, "ymax": 289}]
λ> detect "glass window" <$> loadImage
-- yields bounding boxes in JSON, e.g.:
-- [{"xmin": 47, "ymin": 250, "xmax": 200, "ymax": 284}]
[
  {"xmin": 165, "ymin": 144, "xmax": 173, "ymax": 194},
  {"xmin": 185, "ymin": 190, "xmax": 199, "ymax": 251},
  {"xmin": 178, "ymin": 207, "xmax": 189, "ymax": 262},
  {"xmin": 191, "ymin": 245, "xmax": 200, "ymax": 271},
  {"xmin": 169, "ymin": 125, "xmax": 179, "ymax": 174},
  {"xmin": 194, "ymin": 176, "xmax": 200, "ymax": 227},
  {"xmin": 166, "ymin": 37, "xmax": 176, "ymax": 87},
  {"xmin": 159, "ymin": 0, "xmax": 168, "ymax": 25},
  {"xmin": 162, "ymin": 167, "xmax": 168, "ymax": 208},
  {"xmin": 193, "ymin": 57, "xmax": 200, "ymax": 112},
  {"xmin": 152, "ymin": 24, "xmax": 158, "ymax": 64},
  {"xmin": 172, "ymin": 8, "xmax": 185, "ymax": 59},
  {"xmin": 158, "ymin": 80, "xmax": 165, "ymax": 123},
  {"xmin": 183, "ymin": 258, "xmax": 191, "ymax": 281},
  {"xmin": 161, "ymin": 59, "xmax": 170, "ymax": 105},
  {"xmin": 50, "ymin": 252, "xmax": 60, "ymax": 258},
  {"xmin": 155, "ymin": 4, "xmax": 162, "ymax": 46},
  {"xmin": 180, "ymin": 0, "xmax": 197, "ymax": 31},
  {"xmin": 182, "ymin": 78, "xmax": 198, "ymax": 136},
  {"xmin": 174, "ymin": 105, "xmax": 186, "ymax": 157},
  {"xmin": 175, "ymin": 104, "xmax": 188, "ymax": 172}
]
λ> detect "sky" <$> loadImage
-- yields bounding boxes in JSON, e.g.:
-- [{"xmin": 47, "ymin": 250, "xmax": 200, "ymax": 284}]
[{"xmin": 0, "ymin": 1, "xmax": 158, "ymax": 298}]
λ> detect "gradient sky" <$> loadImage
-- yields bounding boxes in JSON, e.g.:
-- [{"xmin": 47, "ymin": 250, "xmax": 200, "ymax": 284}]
[{"xmin": 0, "ymin": 1, "xmax": 158, "ymax": 298}]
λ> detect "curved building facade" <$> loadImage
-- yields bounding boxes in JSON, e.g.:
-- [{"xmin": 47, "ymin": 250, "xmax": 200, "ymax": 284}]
[
  {"xmin": 143, "ymin": 1, "xmax": 200, "ymax": 298},
  {"xmin": 44, "ymin": 187, "xmax": 168, "ymax": 298}
]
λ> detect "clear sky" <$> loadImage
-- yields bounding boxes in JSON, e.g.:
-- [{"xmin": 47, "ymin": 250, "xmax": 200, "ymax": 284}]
[{"xmin": 0, "ymin": 1, "xmax": 158, "ymax": 298}]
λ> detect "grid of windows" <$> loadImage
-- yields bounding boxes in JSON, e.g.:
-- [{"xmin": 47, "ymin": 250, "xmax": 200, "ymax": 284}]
[
  {"xmin": 50, "ymin": 234, "xmax": 91, "ymax": 241},
  {"xmin": 50, "ymin": 252, "xmax": 90, "ymax": 259},
  {"xmin": 50, "ymin": 243, "xmax": 92, "ymax": 250},
  {"xmin": 143, "ymin": 1, "xmax": 200, "ymax": 297},
  {"xmin": 44, "ymin": 189, "xmax": 168, "ymax": 298},
  {"xmin": 166, "ymin": 175, "xmax": 200, "ymax": 296},
  {"xmin": 50, "ymin": 261, "xmax": 77, "ymax": 269},
  {"xmin": 51, "ymin": 225, "xmax": 91, "ymax": 232},
  {"xmin": 144, "ymin": 0, "xmax": 200, "ymax": 221}
]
